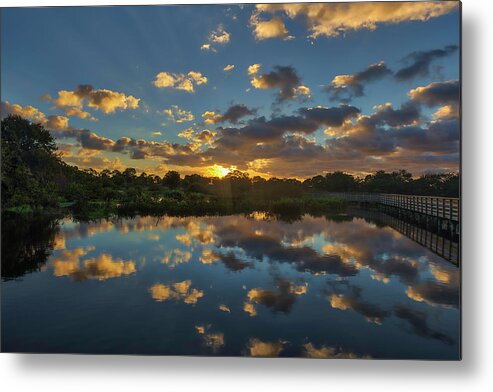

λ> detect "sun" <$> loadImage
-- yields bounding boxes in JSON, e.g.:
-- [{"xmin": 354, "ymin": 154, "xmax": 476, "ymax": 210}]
[{"xmin": 208, "ymin": 164, "xmax": 231, "ymax": 178}]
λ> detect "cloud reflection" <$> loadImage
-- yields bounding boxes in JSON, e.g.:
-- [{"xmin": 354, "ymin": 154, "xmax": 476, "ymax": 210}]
[
  {"xmin": 52, "ymin": 246, "xmax": 136, "ymax": 281},
  {"xmin": 248, "ymin": 338, "xmax": 285, "ymax": 357},
  {"xmin": 149, "ymin": 280, "xmax": 204, "ymax": 305}
]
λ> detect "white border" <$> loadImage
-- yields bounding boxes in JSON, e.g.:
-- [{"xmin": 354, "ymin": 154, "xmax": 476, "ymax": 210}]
[{"xmin": 2, "ymin": 0, "xmax": 493, "ymax": 391}]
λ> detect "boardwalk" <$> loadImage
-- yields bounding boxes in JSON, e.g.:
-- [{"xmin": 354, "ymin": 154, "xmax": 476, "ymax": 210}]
[{"xmin": 324, "ymin": 192, "xmax": 460, "ymax": 222}]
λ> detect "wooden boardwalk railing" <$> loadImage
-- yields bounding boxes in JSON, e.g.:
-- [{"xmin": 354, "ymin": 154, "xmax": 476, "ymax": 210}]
[{"xmin": 324, "ymin": 192, "xmax": 460, "ymax": 222}]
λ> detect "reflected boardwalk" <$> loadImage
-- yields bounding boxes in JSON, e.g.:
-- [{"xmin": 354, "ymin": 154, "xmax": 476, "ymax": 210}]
[
  {"xmin": 352, "ymin": 208, "xmax": 460, "ymax": 265},
  {"xmin": 323, "ymin": 192, "xmax": 460, "ymax": 241}
]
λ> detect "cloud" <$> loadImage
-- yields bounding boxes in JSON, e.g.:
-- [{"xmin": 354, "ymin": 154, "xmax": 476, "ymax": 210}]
[
  {"xmin": 149, "ymin": 280, "xmax": 204, "ymax": 305},
  {"xmin": 254, "ymin": 2, "xmax": 459, "ymax": 39},
  {"xmin": 51, "ymin": 85, "xmax": 140, "ymax": 114},
  {"xmin": 248, "ymin": 64, "xmax": 309, "ymax": 101},
  {"xmin": 162, "ymin": 105, "xmax": 195, "ymax": 123},
  {"xmin": 209, "ymin": 25, "xmax": 230, "ymax": 44},
  {"xmin": 63, "ymin": 107, "xmax": 98, "ymax": 121},
  {"xmin": 201, "ymin": 25, "xmax": 230, "ymax": 52},
  {"xmin": 215, "ymin": 251, "xmax": 252, "ymax": 272},
  {"xmin": 250, "ymin": 11, "xmax": 291, "ymax": 40},
  {"xmin": 202, "ymin": 104, "xmax": 257, "ymax": 125},
  {"xmin": 329, "ymin": 291, "xmax": 389, "ymax": 324},
  {"xmin": 52, "ymin": 89, "xmax": 458, "ymax": 178},
  {"xmin": 177, "ymin": 128, "xmax": 217, "ymax": 145},
  {"xmin": 408, "ymin": 80, "xmax": 459, "ymax": 107},
  {"xmin": 161, "ymin": 248, "xmax": 192, "ymax": 269},
  {"xmin": 52, "ymin": 248, "xmax": 136, "ymax": 281},
  {"xmin": 195, "ymin": 325, "xmax": 225, "ymax": 351},
  {"xmin": 326, "ymin": 61, "xmax": 392, "ymax": 101},
  {"xmin": 223, "ymin": 64, "xmax": 235, "ymax": 72},
  {"xmin": 222, "ymin": 104, "xmax": 258, "ymax": 123},
  {"xmin": 370, "ymin": 101, "xmax": 421, "ymax": 127},
  {"xmin": 153, "ymin": 71, "xmax": 208, "ymax": 93},
  {"xmin": 406, "ymin": 280, "xmax": 459, "ymax": 309},
  {"xmin": 395, "ymin": 45, "xmax": 458, "ymax": 81},
  {"xmin": 1, "ymin": 101, "xmax": 71, "ymax": 130},
  {"xmin": 248, "ymin": 338, "xmax": 285, "ymax": 357},
  {"xmin": 248, "ymin": 63, "xmax": 261, "ymax": 76},
  {"xmin": 303, "ymin": 343, "xmax": 369, "ymax": 359},
  {"xmin": 394, "ymin": 305, "xmax": 455, "ymax": 344},
  {"xmin": 45, "ymin": 115, "xmax": 71, "ymax": 130}
]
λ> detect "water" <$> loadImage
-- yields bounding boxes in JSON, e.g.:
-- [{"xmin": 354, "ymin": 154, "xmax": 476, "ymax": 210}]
[{"xmin": 1, "ymin": 212, "xmax": 460, "ymax": 359}]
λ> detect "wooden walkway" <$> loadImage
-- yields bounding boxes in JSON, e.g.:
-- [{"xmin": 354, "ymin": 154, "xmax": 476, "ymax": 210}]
[{"xmin": 324, "ymin": 192, "xmax": 460, "ymax": 222}]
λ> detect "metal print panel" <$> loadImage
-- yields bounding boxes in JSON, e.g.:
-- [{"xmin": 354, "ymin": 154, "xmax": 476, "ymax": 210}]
[{"xmin": 0, "ymin": 1, "xmax": 461, "ymax": 359}]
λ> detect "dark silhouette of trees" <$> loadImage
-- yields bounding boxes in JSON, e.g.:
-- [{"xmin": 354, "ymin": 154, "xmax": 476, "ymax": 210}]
[
  {"xmin": 163, "ymin": 171, "xmax": 181, "ymax": 189},
  {"xmin": 1, "ymin": 115, "xmax": 64, "ymax": 209}
]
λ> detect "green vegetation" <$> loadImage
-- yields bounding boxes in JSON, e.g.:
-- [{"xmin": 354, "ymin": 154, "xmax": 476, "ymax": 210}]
[{"xmin": 1, "ymin": 115, "xmax": 459, "ymax": 217}]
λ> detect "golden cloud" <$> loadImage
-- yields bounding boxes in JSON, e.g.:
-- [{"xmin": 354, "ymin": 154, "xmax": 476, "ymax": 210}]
[
  {"xmin": 219, "ymin": 304, "xmax": 231, "ymax": 313},
  {"xmin": 52, "ymin": 247, "xmax": 136, "ymax": 281},
  {"xmin": 303, "ymin": 343, "xmax": 368, "ymax": 359},
  {"xmin": 202, "ymin": 111, "xmax": 223, "ymax": 125},
  {"xmin": 223, "ymin": 64, "xmax": 235, "ymax": 72},
  {"xmin": 243, "ymin": 301, "xmax": 257, "ymax": 317},
  {"xmin": 250, "ymin": 12, "xmax": 291, "ymax": 40},
  {"xmin": 255, "ymin": 2, "xmax": 458, "ymax": 39},
  {"xmin": 161, "ymin": 248, "xmax": 192, "ymax": 268},
  {"xmin": 149, "ymin": 280, "xmax": 204, "ymax": 305},
  {"xmin": 52, "ymin": 85, "xmax": 140, "ymax": 114},
  {"xmin": 199, "ymin": 248, "xmax": 220, "ymax": 265},
  {"xmin": 162, "ymin": 105, "xmax": 195, "ymax": 123},
  {"xmin": 153, "ymin": 71, "xmax": 207, "ymax": 93},
  {"xmin": 248, "ymin": 338, "xmax": 284, "ymax": 357},
  {"xmin": 201, "ymin": 25, "xmax": 231, "ymax": 52},
  {"xmin": 248, "ymin": 63, "xmax": 261, "ymax": 76},
  {"xmin": 63, "ymin": 107, "xmax": 97, "ymax": 121},
  {"xmin": 1, "ymin": 101, "xmax": 71, "ymax": 130}
]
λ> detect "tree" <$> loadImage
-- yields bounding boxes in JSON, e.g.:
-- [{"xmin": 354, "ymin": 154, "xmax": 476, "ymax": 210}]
[
  {"xmin": 163, "ymin": 170, "xmax": 181, "ymax": 189},
  {"xmin": 1, "ymin": 115, "xmax": 63, "ymax": 209}
]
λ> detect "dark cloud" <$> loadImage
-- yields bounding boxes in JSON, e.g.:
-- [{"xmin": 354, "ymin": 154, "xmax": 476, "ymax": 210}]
[
  {"xmin": 222, "ymin": 104, "xmax": 257, "ymax": 124},
  {"xmin": 250, "ymin": 65, "xmax": 306, "ymax": 102},
  {"xmin": 56, "ymin": 129, "xmax": 115, "ymax": 150},
  {"xmin": 370, "ymin": 101, "xmax": 420, "ymax": 127},
  {"xmin": 214, "ymin": 251, "xmax": 253, "ymax": 272},
  {"xmin": 214, "ymin": 104, "xmax": 360, "ymax": 150},
  {"xmin": 397, "ymin": 119, "xmax": 460, "ymax": 153},
  {"xmin": 330, "ymin": 287, "xmax": 390, "ymax": 324},
  {"xmin": 212, "ymin": 223, "xmax": 359, "ymax": 277},
  {"xmin": 409, "ymin": 80, "xmax": 459, "ymax": 107},
  {"xmin": 54, "ymin": 128, "xmax": 197, "ymax": 160},
  {"xmin": 131, "ymin": 149, "xmax": 147, "ymax": 159},
  {"xmin": 395, "ymin": 45, "xmax": 458, "ymax": 81},
  {"xmin": 394, "ymin": 305, "xmax": 455, "ymax": 345},
  {"xmin": 298, "ymin": 105, "xmax": 361, "ymax": 126},
  {"xmin": 326, "ymin": 61, "xmax": 392, "ymax": 102},
  {"xmin": 407, "ymin": 282, "xmax": 459, "ymax": 309},
  {"xmin": 246, "ymin": 280, "xmax": 299, "ymax": 313}
]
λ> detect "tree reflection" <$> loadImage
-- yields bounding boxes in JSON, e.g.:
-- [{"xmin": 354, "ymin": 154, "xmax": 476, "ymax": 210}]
[{"xmin": 1, "ymin": 213, "xmax": 60, "ymax": 280}]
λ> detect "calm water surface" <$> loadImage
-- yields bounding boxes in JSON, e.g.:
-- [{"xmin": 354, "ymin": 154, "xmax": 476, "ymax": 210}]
[{"xmin": 1, "ymin": 212, "xmax": 460, "ymax": 359}]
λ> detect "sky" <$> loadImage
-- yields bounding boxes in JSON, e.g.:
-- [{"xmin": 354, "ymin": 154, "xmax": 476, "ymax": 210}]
[{"xmin": 1, "ymin": 2, "xmax": 460, "ymax": 179}]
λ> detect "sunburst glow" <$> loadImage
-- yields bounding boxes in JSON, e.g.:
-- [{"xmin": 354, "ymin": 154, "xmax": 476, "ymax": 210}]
[{"xmin": 207, "ymin": 164, "xmax": 232, "ymax": 178}]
